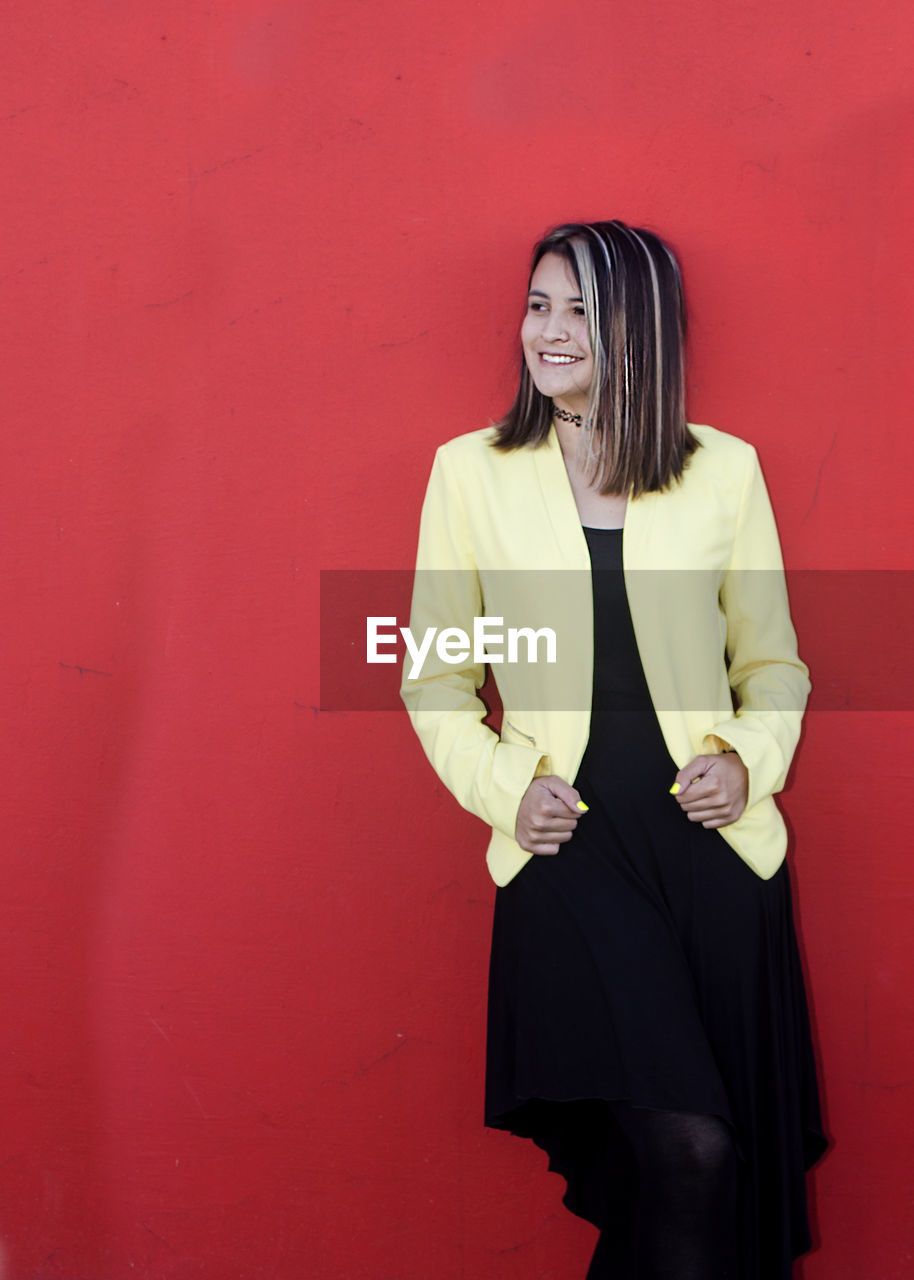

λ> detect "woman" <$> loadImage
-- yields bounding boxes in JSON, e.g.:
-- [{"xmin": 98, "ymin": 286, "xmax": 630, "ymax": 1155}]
[{"xmin": 401, "ymin": 221, "xmax": 828, "ymax": 1278}]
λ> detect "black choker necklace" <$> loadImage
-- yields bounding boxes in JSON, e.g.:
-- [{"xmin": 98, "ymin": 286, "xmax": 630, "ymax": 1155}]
[{"xmin": 553, "ymin": 406, "xmax": 584, "ymax": 427}]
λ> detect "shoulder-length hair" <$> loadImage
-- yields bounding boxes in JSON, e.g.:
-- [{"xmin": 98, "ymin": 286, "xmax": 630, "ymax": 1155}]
[{"xmin": 493, "ymin": 220, "xmax": 699, "ymax": 496}]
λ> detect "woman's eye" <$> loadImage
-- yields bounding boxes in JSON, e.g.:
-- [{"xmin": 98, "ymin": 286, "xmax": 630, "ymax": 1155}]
[
  {"xmin": 573, "ymin": 306, "xmax": 586, "ymax": 316},
  {"xmin": 528, "ymin": 301, "xmax": 548, "ymax": 313}
]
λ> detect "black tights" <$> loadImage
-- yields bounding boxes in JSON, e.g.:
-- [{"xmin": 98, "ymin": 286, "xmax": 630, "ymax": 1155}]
[{"xmin": 586, "ymin": 1103, "xmax": 740, "ymax": 1280}]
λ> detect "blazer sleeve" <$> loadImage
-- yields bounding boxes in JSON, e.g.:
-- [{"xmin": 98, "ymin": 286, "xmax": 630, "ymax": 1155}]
[
  {"xmin": 703, "ymin": 445, "xmax": 810, "ymax": 812},
  {"xmin": 400, "ymin": 445, "xmax": 548, "ymax": 838}
]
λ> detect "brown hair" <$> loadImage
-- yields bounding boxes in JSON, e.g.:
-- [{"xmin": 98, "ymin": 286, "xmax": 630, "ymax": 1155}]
[{"xmin": 493, "ymin": 221, "xmax": 699, "ymax": 496}]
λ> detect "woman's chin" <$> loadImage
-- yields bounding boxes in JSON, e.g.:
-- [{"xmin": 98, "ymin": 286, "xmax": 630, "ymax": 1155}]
[{"xmin": 531, "ymin": 379, "xmax": 588, "ymax": 409}]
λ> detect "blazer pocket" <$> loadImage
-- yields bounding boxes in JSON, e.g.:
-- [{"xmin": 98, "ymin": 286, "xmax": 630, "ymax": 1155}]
[{"xmin": 502, "ymin": 718, "xmax": 538, "ymax": 748}]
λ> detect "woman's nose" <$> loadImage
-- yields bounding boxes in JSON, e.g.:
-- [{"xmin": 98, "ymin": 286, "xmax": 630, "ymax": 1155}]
[{"xmin": 542, "ymin": 312, "xmax": 569, "ymax": 341}]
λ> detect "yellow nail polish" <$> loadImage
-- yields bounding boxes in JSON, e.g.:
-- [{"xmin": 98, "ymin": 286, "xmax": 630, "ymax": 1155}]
[
  {"xmin": 576, "ymin": 800, "xmax": 589, "ymax": 812},
  {"xmin": 669, "ymin": 783, "xmax": 681, "ymax": 795}
]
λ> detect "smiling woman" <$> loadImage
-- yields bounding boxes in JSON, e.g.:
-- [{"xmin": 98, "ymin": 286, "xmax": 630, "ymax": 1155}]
[{"xmin": 402, "ymin": 219, "xmax": 827, "ymax": 1280}]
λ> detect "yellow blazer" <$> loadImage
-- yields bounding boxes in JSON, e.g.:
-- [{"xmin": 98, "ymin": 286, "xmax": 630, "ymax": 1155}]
[{"xmin": 401, "ymin": 423, "xmax": 809, "ymax": 886}]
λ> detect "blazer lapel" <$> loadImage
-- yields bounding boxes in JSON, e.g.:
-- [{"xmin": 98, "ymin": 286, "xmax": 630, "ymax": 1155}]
[
  {"xmin": 529, "ymin": 424, "xmax": 664, "ymax": 573},
  {"xmin": 530, "ymin": 426, "xmax": 592, "ymax": 570}
]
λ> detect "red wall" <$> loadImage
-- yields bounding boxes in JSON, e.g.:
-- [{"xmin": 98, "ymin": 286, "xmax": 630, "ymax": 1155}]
[{"xmin": 1, "ymin": 1, "xmax": 912, "ymax": 1276}]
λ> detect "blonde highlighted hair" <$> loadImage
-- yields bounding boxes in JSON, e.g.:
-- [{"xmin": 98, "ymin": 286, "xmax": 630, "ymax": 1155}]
[{"xmin": 494, "ymin": 220, "xmax": 698, "ymax": 496}]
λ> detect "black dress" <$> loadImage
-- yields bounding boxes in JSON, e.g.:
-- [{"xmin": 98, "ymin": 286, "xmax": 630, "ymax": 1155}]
[{"xmin": 485, "ymin": 526, "xmax": 828, "ymax": 1279}]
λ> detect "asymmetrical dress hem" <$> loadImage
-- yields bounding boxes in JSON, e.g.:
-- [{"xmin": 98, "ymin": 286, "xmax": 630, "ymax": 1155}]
[{"xmin": 484, "ymin": 527, "xmax": 828, "ymax": 1279}]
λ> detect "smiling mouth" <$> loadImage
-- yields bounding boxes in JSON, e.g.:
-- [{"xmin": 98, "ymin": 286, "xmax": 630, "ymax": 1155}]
[{"xmin": 540, "ymin": 353, "xmax": 583, "ymax": 364}]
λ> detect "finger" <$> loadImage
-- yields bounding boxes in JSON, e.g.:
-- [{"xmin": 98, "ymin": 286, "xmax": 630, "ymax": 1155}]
[
  {"xmin": 674, "ymin": 786, "xmax": 717, "ymax": 812},
  {"xmin": 525, "ymin": 820, "xmax": 578, "ymax": 849},
  {"xmin": 535, "ymin": 824, "xmax": 576, "ymax": 844},
  {"xmin": 529, "ymin": 830, "xmax": 574, "ymax": 851},
  {"xmin": 545, "ymin": 777, "xmax": 587, "ymax": 815},
  {"xmin": 519, "ymin": 813, "xmax": 576, "ymax": 839},
  {"xmin": 529, "ymin": 828, "xmax": 577, "ymax": 848},
  {"xmin": 685, "ymin": 802, "xmax": 735, "ymax": 824},
  {"xmin": 676, "ymin": 780, "xmax": 724, "ymax": 809},
  {"xmin": 529, "ymin": 808, "xmax": 581, "ymax": 829},
  {"xmin": 537, "ymin": 800, "xmax": 582, "ymax": 823},
  {"xmin": 517, "ymin": 830, "xmax": 555, "ymax": 854},
  {"xmin": 531, "ymin": 832, "xmax": 575, "ymax": 851},
  {"xmin": 669, "ymin": 756, "xmax": 712, "ymax": 797}
]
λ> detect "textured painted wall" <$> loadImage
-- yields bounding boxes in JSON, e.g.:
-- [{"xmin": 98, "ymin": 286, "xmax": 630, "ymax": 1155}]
[{"xmin": 0, "ymin": 0, "xmax": 911, "ymax": 1276}]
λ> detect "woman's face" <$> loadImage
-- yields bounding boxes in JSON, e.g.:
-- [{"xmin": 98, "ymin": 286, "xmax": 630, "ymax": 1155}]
[{"xmin": 521, "ymin": 252, "xmax": 594, "ymax": 414}]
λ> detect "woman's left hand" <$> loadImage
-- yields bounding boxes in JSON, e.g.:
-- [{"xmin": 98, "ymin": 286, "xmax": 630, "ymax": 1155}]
[{"xmin": 670, "ymin": 753, "xmax": 749, "ymax": 828}]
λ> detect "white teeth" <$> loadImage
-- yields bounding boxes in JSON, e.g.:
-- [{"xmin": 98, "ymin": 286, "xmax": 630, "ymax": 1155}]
[{"xmin": 541, "ymin": 354, "xmax": 580, "ymax": 364}]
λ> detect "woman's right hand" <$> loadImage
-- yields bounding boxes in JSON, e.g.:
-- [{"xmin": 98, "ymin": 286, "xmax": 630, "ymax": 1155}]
[{"xmin": 515, "ymin": 776, "xmax": 587, "ymax": 855}]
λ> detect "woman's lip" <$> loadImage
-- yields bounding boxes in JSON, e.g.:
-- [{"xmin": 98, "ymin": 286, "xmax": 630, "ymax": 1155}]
[{"xmin": 539, "ymin": 352, "xmax": 583, "ymax": 364}]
